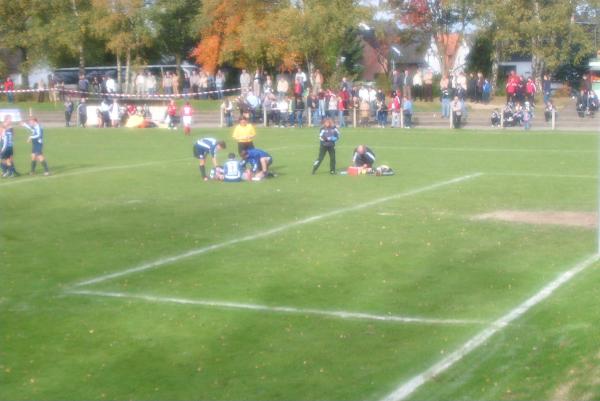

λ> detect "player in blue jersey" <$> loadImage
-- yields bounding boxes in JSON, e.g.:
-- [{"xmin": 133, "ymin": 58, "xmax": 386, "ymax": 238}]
[
  {"xmin": 223, "ymin": 153, "xmax": 242, "ymax": 182},
  {"xmin": 22, "ymin": 117, "xmax": 50, "ymax": 176},
  {"xmin": 240, "ymin": 148, "xmax": 273, "ymax": 180},
  {"xmin": 193, "ymin": 137, "xmax": 226, "ymax": 181},
  {"xmin": 1, "ymin": 115, "xmax": 18, "ymax": 177}
]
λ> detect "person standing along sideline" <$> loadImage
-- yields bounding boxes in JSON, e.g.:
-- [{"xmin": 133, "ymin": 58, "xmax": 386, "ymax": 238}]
[
  {"xmin": 312, "ymin": 118, "xmax": 340, "ymax": 175},
  {"xmin": 440, "ymin": 76, "xmax": 451, "ymax": 119},
  {"xmin": 193, "ymin": 138, "xmax": 226, "ymax": 181},
  {"xmin": 77, "ymin": 98, "xmax": 87, "ymax": 128},
  {"xmin": 166, "ymin": 99, "xmax": 178, "ymax": 130},
  {"xmin": 181, "ymin": 101, "xmax": 193, "ymax": 136},
  {"xmin": 22, "ymin": 117, "xmax": 50, "ymax": 176},
  {"xmin": 231, "ymin": 116, "xmax": 256, "ymax": 154},
  {"xmin": 451, "ymin": 96, "xmax": 463, "ymax": 128},
  {"xmin": 1, "ymin": 115, "xmax": 18, "ymax": 177},
  {"xmin": 5, "ymin": 77, "xmax": 15, "ymax": 103},
  {"xmin": 215, "ymin": 69, "xmax": 225, "ymax": 99},
  {"xmin": 64, "ymin": 98, "xmax": 74, "ymax": 127}
]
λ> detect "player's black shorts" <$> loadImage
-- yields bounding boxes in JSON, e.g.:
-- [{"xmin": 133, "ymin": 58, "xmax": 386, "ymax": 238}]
[{"xmin": 0, "ymin": 147, "xmax": 13, "ymax": 159}]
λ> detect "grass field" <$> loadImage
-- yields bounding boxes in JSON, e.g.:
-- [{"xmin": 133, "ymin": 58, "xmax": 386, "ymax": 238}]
[{"xmin": 2, "ymin": 125, "xmax": 600, "ymax": 400}]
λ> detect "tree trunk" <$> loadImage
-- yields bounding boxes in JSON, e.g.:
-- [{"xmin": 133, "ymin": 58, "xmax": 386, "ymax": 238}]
[
  {"xmin": 175, "ymin": 53, "xmax": 181, "ymax": 94},
  {"xmin": 491, "ymin": 42, "xmax": 499, "ymax": 98},
  {"xmin": 116, "ymin": 50, "xmax": 122, "ymax": 93},
  {"xmin": 78, "ymin": 43, "xmax": 85, "ymax": 77},
  {"xmin": 531, "ymin": 0, "xmax": 544, "ymax": 85},
  {"xmin": 125, "ymin": 48, "xmax": 131, "ymax": 93}
]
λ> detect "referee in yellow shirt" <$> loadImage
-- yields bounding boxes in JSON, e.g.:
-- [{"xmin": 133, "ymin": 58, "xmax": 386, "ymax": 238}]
[{"xmin": 232, "ymin": 116, "xmax": 256, "ymax": 154}]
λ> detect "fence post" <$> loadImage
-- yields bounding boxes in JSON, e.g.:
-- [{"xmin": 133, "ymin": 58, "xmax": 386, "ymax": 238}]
[
  {"xmin": 308, "ymin": 107, "xmax": 312, "ymax": 127},
  {"xmin": 449, "ymin": 110, "xmax": 453, "ymax": 128},
  {"xmin": 400, "ymin": 108, "xmax": 404, "ymax": 128},
  {"xmin": 263, "ymin": 107, "xmax": 267, "ymax": 128},
  {"xmin": 551, "ymin": 109, "xmax": 556, "ymax": 130},
  {"xmin": 353, "ymin": 107, "xmax": 357, "ymax": 128},
  {"xmin": 500, "ymin": 111, "xmax": 504, "ymax": 129},
  {"xmin": 219, "ymin": 107, "xmax": 224, "ymax": 128}
]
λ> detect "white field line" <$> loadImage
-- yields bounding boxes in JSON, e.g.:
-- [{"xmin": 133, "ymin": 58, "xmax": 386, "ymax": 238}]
[
  {"xmin": 379, "ymin": 253, "xmax": 600, "ymax": 401},
  {"xmin": 73, "ymin": 172, "xmax": 483, "ymax": 287},
  {"xmin": 0, "ymin": 158, "xmax": 190, "ymax": 187},
  {"xmin": 68, "ymin": 289, "xmax": 487, "ymax": 326},
  {"xmin": 362, "ymin": 146, "xmax": 595, "ymax": 154},
  {"xmin": 486, "ymin": 172, "xmax": 596, "ymax": 179}
]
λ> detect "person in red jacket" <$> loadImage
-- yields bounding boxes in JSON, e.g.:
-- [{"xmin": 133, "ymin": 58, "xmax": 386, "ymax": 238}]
[
  {"xmin": 166, "ymin": 99, "xmax": 178, "ymax": 130},
  {"xmin": 5, "ymin": 77, "xmax": 15, "ymax": 103},
  {"xmin": 526, "ymin": 77, "xmax": 537, "ymax": 105}
]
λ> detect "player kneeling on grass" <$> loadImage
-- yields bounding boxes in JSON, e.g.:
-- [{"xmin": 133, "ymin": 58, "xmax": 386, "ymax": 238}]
[
  {"xmin": 22, "ymin": 117, "xmax": 50, "ymax": 176},
  {"xmin": 352, "ymin": 145, "xmax": 376, "ymax": 170},
  {"xmin": 193, "ymin": 137, "xmax": 226, "ymax": 181},
  {"xmin": 240, "ymin": 148, "xmax": 273, "ymax": 181},
  {"xmin": 223, "ymin": 153, "xmax": 243, "ymax": 182}
]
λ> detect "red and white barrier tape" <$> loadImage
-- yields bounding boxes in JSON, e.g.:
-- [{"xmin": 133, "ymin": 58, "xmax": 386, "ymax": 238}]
[{"xmin": 0, "ymin": 87, "xmax": 242, "ymax": 99}]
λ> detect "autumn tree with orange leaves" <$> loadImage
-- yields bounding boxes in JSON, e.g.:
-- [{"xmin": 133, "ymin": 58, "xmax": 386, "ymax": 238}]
[{"xmin": 192, "ymin": 0, "xmax": 367, "ymax": 78}]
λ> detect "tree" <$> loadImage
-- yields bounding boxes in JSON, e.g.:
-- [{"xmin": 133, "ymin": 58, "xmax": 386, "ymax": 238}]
[
  {"xmin": 192, "ymin": 0, "xmax": 368, "ymax": 78},
  {"xmin": 0, "ymin": 0, "xmax": 45, "ymax": 86},
  {"xmin": 149, "ymin": 0, "xmax": 202, "ymax": 68},
  {"xmin": 477, "ymin": 0, "xmax": 594, "ymax": 85},
  {"xmin": 91, "ymin": 0, "xmax": 152, "ymax": 92},
  {"xmin": 388, "ymin": 0, "xmax": 475, "ymax": 75}
]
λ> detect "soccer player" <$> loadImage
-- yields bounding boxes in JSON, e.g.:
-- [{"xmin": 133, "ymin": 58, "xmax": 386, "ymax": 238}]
[
  {"xmin": 0, "ymin": 115, "xmax": 18, "ymax": 177},
  {"xmin": 181, "ymin": 101, "xmax": 193, "ymax": 136},
  {"xmin": 231, "ymin": 115, "xmax": 256, "ymax": 153},
  {"xmin": 223, "ymin": 153, "xmax": 242, "ymax": 182},
  {"xmin": 311, "ymin": 117, "xmax": 340, "ymax": 175},
  {"xmin": 22, "ymin": 117, "xmax": 50, "ymax": 176},
  {"xmin": 352, "ymin": 145, "xmax": 376, "ymax": 169},
  {"xmin": 193, "ymin": 137, "xmax": 226, "ymax": 181},
  {"xmin": 240, "ymin": 148, "xmax": 272, "ymax": 180}
]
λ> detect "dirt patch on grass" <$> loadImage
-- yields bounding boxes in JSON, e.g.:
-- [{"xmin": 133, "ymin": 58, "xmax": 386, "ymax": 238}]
[{"xmin": 472, "ymin": 210, "xmax": 597, "ymax": 229}]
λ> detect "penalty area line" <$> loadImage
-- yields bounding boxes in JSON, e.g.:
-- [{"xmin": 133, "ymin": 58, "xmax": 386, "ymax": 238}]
[
  {"xmin": 66, "ymin": 289, "xmax": 487, "ymax": 326},
  {"xmin": 72, "ymin": 172, "xmax": 483, "ymax": 287},
  {"xmin": 378, "ymin": 252, "xmax": 600, "ymax": 401}
]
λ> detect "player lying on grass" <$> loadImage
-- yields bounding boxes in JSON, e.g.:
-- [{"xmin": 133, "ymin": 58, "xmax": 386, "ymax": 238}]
[
  {"xmin": 22, "ymin": 117, "xmax": 50, "ymax": 176},
  {"xmin": 193, "ymin": 137, "xmax": 226, "ymax": 181},
  {"xmin": 352, "ymin": 145, "xmax": 376, "ymax": 169},
  {"xmin": 210, "ymin": 153, "xmax": 243, "ymax": 182},
  {"xmin": 240, "ymin": 148, "xmax": 273, "ymax": 180}
]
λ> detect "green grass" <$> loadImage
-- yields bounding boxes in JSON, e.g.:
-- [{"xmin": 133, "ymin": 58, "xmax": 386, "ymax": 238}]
[{"xmin": 1, "ymin": 126, "xmax": 599, "ymax": 400}]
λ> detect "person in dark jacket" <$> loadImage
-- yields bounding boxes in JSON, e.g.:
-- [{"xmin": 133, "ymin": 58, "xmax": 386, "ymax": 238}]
[{"xmin": 311, "ymin": 118, "xmax": 340, "ymax": 175}]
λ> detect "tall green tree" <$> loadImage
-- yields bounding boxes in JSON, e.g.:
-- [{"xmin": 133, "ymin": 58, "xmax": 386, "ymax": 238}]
[
  {"xmin": 149, "ymin": 0, "xmax": 202, "ymax": 68},
  {"xmin": 0, "ymin": 0, "xmax": 45, "ymax": 86},
  {"xmin": 91, "ymin": 0, "xmax": 152, "ymax": 91},
  {"xmin": 477, "ymin": 0, "xmax": 594, "ymax": 85}
]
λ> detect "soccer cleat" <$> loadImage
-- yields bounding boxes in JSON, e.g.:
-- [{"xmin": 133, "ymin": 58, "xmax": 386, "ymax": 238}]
[
  {"xmin": 43, "ymin": 172, "xmax": 50, "ymax": 176},
  {"xmin": 330, "ymin": 170, "xmax": 336, "ymax": 175},
  {"xmin": 203, "ymin": 177, "xmax": 209, "ymax": 181}
]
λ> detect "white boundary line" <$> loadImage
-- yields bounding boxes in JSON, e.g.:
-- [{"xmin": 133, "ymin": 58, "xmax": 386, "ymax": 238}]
[
  {"xmin": 72, "ymin": 173, "xmax": 483, "ymax": 287},
  {"xmin": 486, "ymin": 172, "xmax": 597, "ymax": 179},
  {"xmin": 379, "ymin": 253, "xmax": 600, "ymax": 401},
  {"xmin": 0, "ymin": 158, "xmax": 190, "ymax": 187},
  {"xmin": 348, "ymin": 146, "xmax": 595, "ymax": 154},
  {"xmin": 67, "ymin": 289, "xmax": 487, "ymax": 326}
]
